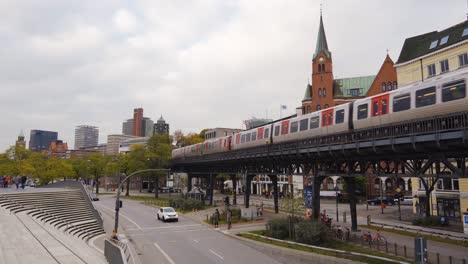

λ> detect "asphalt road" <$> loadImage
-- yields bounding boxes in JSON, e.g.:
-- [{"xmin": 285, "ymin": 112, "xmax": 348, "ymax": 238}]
[{"xmin": 95, "ymin": 196, "xmax": 281, "ymax": 264}]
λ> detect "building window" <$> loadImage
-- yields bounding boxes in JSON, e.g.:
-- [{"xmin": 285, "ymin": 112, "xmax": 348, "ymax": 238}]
[
  {"xmin": 388, "ymin": 82, "xmax": 392, "ymax": 91},
  {"xmin": 322, "ymin": 64, "xmax": 325, "ymax": 72},
  {"xmin": 416, "ymin": 86, "xmax": 436, "ymax": 108},
  {"xmin": 316, "ymin": 105, "xmax": 321, "ymax": 111},
  {"xmin": 440, "ymin": 59, "xmax": 449, "ymax": 73},
  {"xmin": 381, "ymin": 82, "xmax": 386, "ymax": 92},
  {"xmin": 324, "ymin": 104, "xmax": 329, "ymax": 108},
  {"xmin": 306, "ymin": 106, "xmax": 311, "ymax": 113},
  {"xmin": 318, "ymin": 64, "xmax": 322, "ymax": 72},
  {"xmin": 459, "ymin": 53, "xmax": 468, "ymax": 67},
  {"xmin": 427, "ymin": 64, "xmax": 436, "ymax": 77},
  {"xmin": 439, "ymin": 35, "xmax": 449, "ymax": 45},
  {"xmin": 323, "ymin": 88, "xmax": 326, "ymax": 97},
  {"xmin": 310, "ymin": 116, "xmax": 319, "ymax": 129},
  {"xmin": 463, "ymin": 27, "xmax": 468, "ymax": 37},
  {"xmin": 429, "ymin": 40, "xmax": 438, "ymax": 49},
  {"xmin": 394, "ymin": 82, "xmax": 398, "ymax": 90},
  {"xmin": 318, "ymin": 88, "xmax": 322, "ymax": 97}
]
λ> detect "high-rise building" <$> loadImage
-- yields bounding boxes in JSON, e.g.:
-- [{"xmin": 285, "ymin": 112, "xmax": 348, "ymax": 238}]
[
  {"xmin": 74, "ymin": 125, "xmax": 99, "ymax": 149},
  {"xmin": 122, "ymin": 108, "xmax": 154, "ymax": 137},
  {"xmin": 106, "ymin": 134, "xmax": 137, "ymax": 156},
  {"xmin": 15, "ymin": 130, "xmax": 26, "ymax": 148},
  {"xmin": 29, "ymin": 130, "xmax": 58, "ymax": 152},
  {"xmin": 154, "ymin": 116, "xmax": 169, "ymax": 135}
]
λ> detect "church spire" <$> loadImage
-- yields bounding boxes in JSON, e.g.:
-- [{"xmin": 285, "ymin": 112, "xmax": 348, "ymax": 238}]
[{"xmin": 313, "ymin": 12, "xmax": 331, "ymax": 59}]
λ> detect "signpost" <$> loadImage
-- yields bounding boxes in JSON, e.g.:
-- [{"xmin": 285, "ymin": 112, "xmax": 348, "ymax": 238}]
[
  {"xmin": 396, "ymin": 187, "xmax": 402, "ymax": 221},
  {"xmin": 463, "ymin": 212, "xmax": 468, "ymax": 235},
  {"xmin": 304, "ymin": 186, "xmax": 313, "ymax": 218}
]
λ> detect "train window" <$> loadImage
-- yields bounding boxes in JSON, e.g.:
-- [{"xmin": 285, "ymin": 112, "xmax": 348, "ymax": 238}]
[
  {"xmin": 241, "ymin": 134, "xmax": 246, "ymax": 144},
  {"xmin": 393, "ymin": 93, "xmax": 411, "ymax": 112},
  {"xmin": 246, "ymin": 133, "xmax": 251, "ymax": 142},
  {"xmin": 357, "ymin": 104, "xmax": 368, "ymax": 119},
  {"xmin": 335, "ymin": 110, "xmax": 345, "ymax": 124},
  {"xmin": 373, "ymin": 101, "xmax": 379, "ymax": 116},
  {"xmin": 274, "ymin": 126, "xmax": 280, "ymax": 136},
  {"xmin": 264, "ymin": 128, "xmax": 270, "ymax": 139},
  {"xmin": 310, "ymin": 116, "xmax": 319, "ymax": 129},
  {"xmin": 299, "ymin": 119, "xmax": 308, "ymax": 131},
  {"xmin": 252, "ymin": 132, "xmax": 257, "ymax": 141},
  {"xmin": 290, "ymin": 121, "xmax": 298, "ymax": 133},
  {"xmin": 281, "ymin": 121, "xmax": 289, "ymax": 135},
  {"xmin": 416, "ymin": 86, "xmax": 436, "ymax": 107},
  {"xmin": 442, "ymin": 80, "xmax": 466, "ymax": 102},
  {"xmin": 382, "ymin": 99, "xmax": 388, "ymax": 114}
]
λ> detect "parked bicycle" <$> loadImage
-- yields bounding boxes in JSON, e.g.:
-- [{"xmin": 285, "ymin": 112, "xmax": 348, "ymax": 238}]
[{"xmin": 372, "ymin": 230, "xmax": 386, "ymax": 243}]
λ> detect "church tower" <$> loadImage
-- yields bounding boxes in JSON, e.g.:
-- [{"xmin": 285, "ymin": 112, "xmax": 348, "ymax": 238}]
[
  {"xmin": 302, "ymin": 12, "xmax": 334, "ymax": 114},
  {"xmin": 15, "ymin": 130, "xmax": 26, "ymax": 148}
]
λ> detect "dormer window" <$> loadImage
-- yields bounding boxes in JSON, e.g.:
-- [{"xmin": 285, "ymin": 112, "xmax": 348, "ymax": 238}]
[
  {"xmin": 463, "ymin": 27, "xmax": 468, "ymax": 37},
  {"xmin": 429, "ymin": 40, "xmax": 438, "ymax": 49},
  {"xmin": 439, "ymin": 35, "xmax": 449, "ymax": 45}
]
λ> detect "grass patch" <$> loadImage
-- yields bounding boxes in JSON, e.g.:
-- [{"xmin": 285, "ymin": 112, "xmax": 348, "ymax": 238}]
[
  {"xmin": 119, "ymin": 195, "xmax": 169, "ymax": 201},
  {"xmin": 363, "ymin": 224, "xmax": 468, "ymax": 248},
  {"xmin": 239, "ymin": 231, "xmax": 411, "ymax": 264}
]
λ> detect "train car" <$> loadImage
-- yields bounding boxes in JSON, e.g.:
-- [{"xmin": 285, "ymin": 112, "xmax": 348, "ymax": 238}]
[
  {"xmin": 202, "ymin": 136, "xmax": 232, "ymax": 155},
  {"xmin": 231, "ymin": 124, "xmax": 271, "ymax": 150},
  {"xmin": 353, "ymin": 67, "xmax": 468, "ymax": 130},
  {"xmin": 171, "ymin": 147, "xmax": 185, "ymax": 159}
]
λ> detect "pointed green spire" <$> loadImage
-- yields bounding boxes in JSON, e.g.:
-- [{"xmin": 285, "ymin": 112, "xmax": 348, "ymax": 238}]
[
  {"xmin": 313, "ymin": 13, "xmax": 331, "ymax": 59},
  {"xmin": 302, "ymin": 83, "xmax": 312, "ymax": 102}
]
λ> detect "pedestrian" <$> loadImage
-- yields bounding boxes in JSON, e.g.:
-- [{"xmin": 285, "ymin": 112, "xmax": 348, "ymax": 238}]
[
  {"xmin": 214, "ymin": 209, "xmax": 220, "ymax": 228},
  {"xmin": 0, "ymin": 176, "xmax": 4, "ymax": 188},
  {"xmin": 15, "ymin": 176, "xmax": 20, "ymax": 190},
  {"xmin": 21, "ymin": 176, "xmax": 27, "ymax": 189},
  {"xmin": 5, "ymin": 175, "xmax": 10, "ymax": 188},
  {"xmin": 227, "ymin": 209, "xmax": 232, "ymax": 230}
]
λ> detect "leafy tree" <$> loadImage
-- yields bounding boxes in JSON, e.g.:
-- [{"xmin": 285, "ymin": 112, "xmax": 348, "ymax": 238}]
[
  {"xmin": 87, "ymin": 153, "xmax": 109, "ymax": 194},
  {"xmin": 126, "ymin": 144, "xmax": 147, "ymax": 196},
  {"xmin": 146, "ymin": 134, "xmax": 172, "ymax": 198},
  {"xmin": 5, "ymin": 145, "xmax": 30, "ymax": 177},
  {"xmin": 69, "ymin": 157, "xmax": 89, "ymax": 180}
]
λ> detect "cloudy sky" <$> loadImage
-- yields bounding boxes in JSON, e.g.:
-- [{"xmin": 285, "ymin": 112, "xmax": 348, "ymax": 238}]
[{"xmin": 0, "ymin": 0, "xmax": 465, "ymax": 151}]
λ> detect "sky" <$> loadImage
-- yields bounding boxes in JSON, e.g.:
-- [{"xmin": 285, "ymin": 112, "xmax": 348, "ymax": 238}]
[{"xmin": 0, "ymin": 0, "xmax": 466, "ymax": 151}]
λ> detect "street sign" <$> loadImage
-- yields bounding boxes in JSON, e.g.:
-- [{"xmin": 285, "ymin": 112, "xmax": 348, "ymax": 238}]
[{"xmin": 463, "ymin": 213, "xmax": 468, "ymax": 235}]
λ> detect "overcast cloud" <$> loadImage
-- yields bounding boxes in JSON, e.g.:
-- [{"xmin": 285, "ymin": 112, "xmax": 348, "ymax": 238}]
[{"xmin": 0, "ymin": 0, "xmax": 465, "ymax": 151}]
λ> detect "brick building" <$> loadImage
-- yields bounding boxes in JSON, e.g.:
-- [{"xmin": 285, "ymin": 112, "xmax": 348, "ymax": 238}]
[{"xmin": 301, "ymin": 14, "xmax": 398, "ymax": 114}]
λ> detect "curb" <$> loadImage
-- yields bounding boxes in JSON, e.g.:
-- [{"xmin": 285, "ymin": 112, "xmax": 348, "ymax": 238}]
[{"xmin": 239, "ymin": 232, "xmax": 411, "ymax": 264}]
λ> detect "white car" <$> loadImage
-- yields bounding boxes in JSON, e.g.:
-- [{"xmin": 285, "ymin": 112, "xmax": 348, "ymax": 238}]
[{"xmin": 157, "ymin": 207, "xmax": 178, "ymax": 222}]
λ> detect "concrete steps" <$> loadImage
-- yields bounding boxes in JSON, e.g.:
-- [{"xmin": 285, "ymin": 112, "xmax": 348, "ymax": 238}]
[{"xmin": 0, "ymin": 190, "xmax": 105, "ymax": 241}]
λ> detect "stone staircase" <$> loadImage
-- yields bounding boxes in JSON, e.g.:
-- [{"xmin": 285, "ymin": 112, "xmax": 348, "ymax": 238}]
[{"xmin": 0, "ymin": 189, "xmax": 105, "ymax": 241}]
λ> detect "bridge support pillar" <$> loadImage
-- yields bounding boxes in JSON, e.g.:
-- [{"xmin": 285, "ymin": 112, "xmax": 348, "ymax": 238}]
[
  {"xmin": 209, "ymin": 173, "xmax": 214, "ymax": 206},
  {"xmin": 245, "ymin": 174, "xmax": 253, "ymax": 208},
  {"xmin": 312, "ymin": 174, "xmax": 322, "ymax": 220},
  {"xmin": 187, "ymin": 174, "xmax": 193, "ymax": 193},
  {"xmin": 345, "ymin": 177, "xmax": 358, "ymax": 231},
  {"xmin": 271, "ymin": 175, "xmax": 279, "ymax": 214},
  {"xmin": 231, "ymin": 174, "xmax": 237, "ymax": 205}
]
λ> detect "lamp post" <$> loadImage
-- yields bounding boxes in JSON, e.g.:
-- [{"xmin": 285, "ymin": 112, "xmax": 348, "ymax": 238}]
[
  {"xmin": 396, "ymin": 187, "xmax": 402, "ymax": 221},
  {"xmin": 113, "ymin": 168, "xmax": 170, "ymax": 239},
  {"xmin": 334, "ymin": 186, "xmax": 339, "ymax": 223}
]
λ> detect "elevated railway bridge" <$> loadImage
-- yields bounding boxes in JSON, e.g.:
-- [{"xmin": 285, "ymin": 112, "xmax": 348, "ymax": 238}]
[{"xmin": 171, "ymin": 111, "xmax": 468, "ymax": 231}]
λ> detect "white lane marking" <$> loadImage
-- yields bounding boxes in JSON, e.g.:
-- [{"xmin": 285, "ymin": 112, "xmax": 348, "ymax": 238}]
[
  {"xmin": 153, "ymin": 242, "xmax": 176, "ymax": 264},
  {"xmin": 209, "ymin": 249, "xmax": 224, "ymax": 260},
  {"xmin": 126, "ymin": 224, "xmax": 202, "ymax": 231},
  {"xmin": 95, "ymin": 204, "xmax": 142, "ymax": 230},
  {"xmin": 193, "ymin": 239, "xmax": 199, "ymax": 243}
]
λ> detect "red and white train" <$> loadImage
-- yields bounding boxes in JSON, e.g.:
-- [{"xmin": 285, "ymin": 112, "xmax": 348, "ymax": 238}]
[{"xmin": 172, "ymin": 67, "xmax": 468, "ymax": 159}]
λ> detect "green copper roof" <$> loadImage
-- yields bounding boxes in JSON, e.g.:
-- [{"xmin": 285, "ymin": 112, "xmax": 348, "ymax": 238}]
[
  {"xmin": 397, "ymin": 20, "xmax": 468, "ymax": 64},
  {"xmin": 333, "ymin": 75, "xmax": 376, "ymax": 97},
  {"xmin": 302, "ymin": 83, "xmax": 312, "ymax": 101},
  {"xmin": 313, "ymin": 14, "xmax": 331, "ymax": 59}
]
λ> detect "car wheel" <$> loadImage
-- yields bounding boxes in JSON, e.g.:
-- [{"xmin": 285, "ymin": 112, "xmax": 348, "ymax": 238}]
[
  {"xmin": 370, "ymin": 202, "xmax": 375, "ymax": 206},
  {"xmin": 175, "ymin": 219, "xmax": 178, "ymax": 222}
]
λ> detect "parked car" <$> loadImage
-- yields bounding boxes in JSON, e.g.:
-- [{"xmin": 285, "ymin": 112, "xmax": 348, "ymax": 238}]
[
  {"xmin": 394, "ymin": 196, "xmax": 413, "ymax": 206},
  {"xmin": 157, "ymin": 207, "xmax": 178, "ymax": 222},
  {"xmin": 367, "ymin": 196, "xmax": 394, "ymax": 206}
]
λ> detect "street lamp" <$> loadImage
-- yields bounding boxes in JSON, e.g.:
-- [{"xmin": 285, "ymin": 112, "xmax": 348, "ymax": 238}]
[
  {"xmin": 396, "ymin": 187, "xmax": 402, "ymax": 221},
  {"xmin": 113, "ymin": 168, "xmax": 171, "ymax": 239},
  {"xmin": 334, "ymin": 185, "xmax": 339, "ymax": 223}
]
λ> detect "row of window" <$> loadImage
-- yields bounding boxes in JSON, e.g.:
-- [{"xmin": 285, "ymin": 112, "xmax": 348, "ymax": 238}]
[
  {"xmin": 382, "ymin": 82, "xmax": 398, "ymax": 92},
  {"xmin": 318, "ymin": 88, "xmax": 327, "ymax": 97},
  {"xmin": 315, "ymin": 104, "xmax": 329, "ymax": 111},
  {"xmin": 427, "ymin": 53, "xmax": 468, "ymax": 77},
  {"xmin": 357, "ymin": 79, "xmax": 466, "ymax": 120},
  {"xmin": 347, "ymin": 88, "xmax": 363, "ymax": 96},
  {"xmin": 317, "ymin": 64, "xmax": 326, "ymax": 73}
]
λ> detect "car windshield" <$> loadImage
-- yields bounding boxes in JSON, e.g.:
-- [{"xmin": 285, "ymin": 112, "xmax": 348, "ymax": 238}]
[{"xmin": 164, "ymin": 208, "xmax": 175, "ymax": 213}]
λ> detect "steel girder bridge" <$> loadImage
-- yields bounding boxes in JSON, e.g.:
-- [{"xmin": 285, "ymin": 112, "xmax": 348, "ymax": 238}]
[{"xmin": 171, "ymin": 111, "xmax": 468, "ymax": 231}]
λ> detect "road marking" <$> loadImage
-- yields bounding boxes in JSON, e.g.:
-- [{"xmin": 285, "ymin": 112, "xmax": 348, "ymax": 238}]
[
  {"xmin": 95, "ymin": 204, "xmax": 142, "ymax": 229},
  {"xmin": 126, "ymin": 224, "xmax": 202, "ymax": 231},
  {"xmin": 153, "ymin": 242, "xmax": 176, "ymax": 264},
  {"xmin": 209, "ymin": 249, "xmax": 224, "ymax": 260}
]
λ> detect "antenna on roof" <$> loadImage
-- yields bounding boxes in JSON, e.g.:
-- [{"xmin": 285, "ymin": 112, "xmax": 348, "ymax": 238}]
[{"xmin": 386, "ymin": 49, "xmax": 389, "ymax": 55}]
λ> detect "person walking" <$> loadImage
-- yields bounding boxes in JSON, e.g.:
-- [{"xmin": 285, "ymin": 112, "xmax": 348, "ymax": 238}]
[
  {"xmin": 15, "ymin": 176, "xmax": 20, "ymax": 190},
  {"xmin": 227, "ymin": 208, "xmax": 232, "ymax": 230},
  {"xmin": 5, "ymin": 175, "xmax": 10, "ymax": 188},
  {"xmin": 214, "ymin": 209, "xmax": 220, "ymax": 228},
  {"xmin": 21, "ymin": 176, "xmax": 27, "ymax": 189}
]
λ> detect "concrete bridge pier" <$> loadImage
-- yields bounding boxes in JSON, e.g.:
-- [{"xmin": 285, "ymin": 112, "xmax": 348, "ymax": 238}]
[
  {"xmin": 270, "ymin": 175, "xmax": 279, "ymax": 214},
  {"xmin": 230, "ymin": 174, "xmax": 237, "ymax": 205},
  {"xmin": 345, "ymin": 177, "xmax": 358, "ymax": 231},
  {"xmin": 244, "ymin": 174, "xmax": 254, "ymax": 208}
]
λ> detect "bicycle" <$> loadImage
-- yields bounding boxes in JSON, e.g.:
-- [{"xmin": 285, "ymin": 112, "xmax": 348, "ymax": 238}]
[
  {"xmin": 372, "ymin": 230, "xmax": 386, "ymax": 244},
  {"xmin": 361, "ymin": 231, "xmax": 372, "ymax": 244}
]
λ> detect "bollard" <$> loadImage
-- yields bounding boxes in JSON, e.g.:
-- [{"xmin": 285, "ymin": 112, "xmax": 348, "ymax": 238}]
[
  {"xmin": 394, "ymin": 243, "xmax": 397, "ymax": 256},
  {"xmin": 404, "ymin": 245, "xmax": 407, "ymax": 258},
  {"xmin": 385, "ymin": 241, "xmax": 388, "ymax": 253},
  {"xmin": 449, "ymin": 256, "xmax": 452, "ymax": 264},
  {"xmin": 436, "ymin": 253, "xmax": 440, "ymax": 264},
  {"xmin": 343, "ymin": 212, "xmax": 347, "ymax": 223}
]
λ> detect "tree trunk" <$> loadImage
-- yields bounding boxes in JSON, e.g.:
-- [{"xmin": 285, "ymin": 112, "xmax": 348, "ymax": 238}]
[
  {"xmin": 425, "ymin": 189, "xmax": 431, "ymax": 218},
  {"xmin": 95, "ymin": 174, "xmax": 99, "ymax": 194},
  {"xmin": 139, "ymin": 176, "xmax": 142, "ymax": 193},
  {"xmin": 125, "ymin": 178, "xmax": 130, "ymax": 196},
  {"xmin": 154, "ymin": 175, "xmax": 159, "ymax": 198}
]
